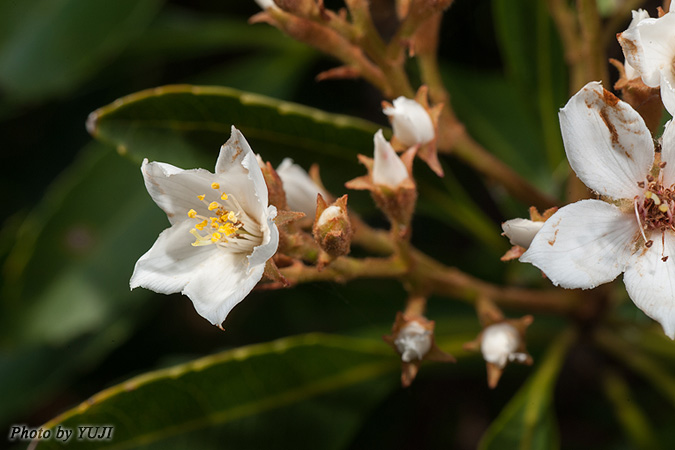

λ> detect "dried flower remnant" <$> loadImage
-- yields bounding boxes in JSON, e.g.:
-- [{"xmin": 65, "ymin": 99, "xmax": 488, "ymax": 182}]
[
  {"xmin": 130, "ymin": 127, "xmax": 279, "ymax": 329},
  {"xmin": 517, "ymin": 82, "xmax": 675, "ymax": 338}
]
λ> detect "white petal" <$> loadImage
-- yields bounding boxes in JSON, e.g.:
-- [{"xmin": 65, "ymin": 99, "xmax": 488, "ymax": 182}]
[
  {"xmin": 625, "ymin": 14, "xmax": 675, "ymax": 87},
  {"xmin": 383, "ymin": 97, "xmax": 435, "ymax": 146},
  {"xmin": 276, "ymin": 158, "xmax": 327, "ymax": 217},
  {"xmin": 141, "ymin": 160, "xmax": 219, "ymax": 225},
  {"xmin": 559, "ymin": 82, "xmax": 653, "ymax": 199},
  {"xmin": 521, "ymin": 199, "xmax": 639, "ymax": 289},
  {"xmin": 501, "ymin": 218, "xmax": 544, "ymax": 249},
  {"xmin": 660, "ymin": 120, "xmax": 675, "ymax": 186},
  {"xmin": 215, "ymin": 126, "xmax": 269, "ymax": 222},
  {"xmin": 372, "ymin": 129, "xmax": 410, "ymax": 189},
  {"xmin": 182, "ymin": 250, "xmax": 265, "ymax": 326},
  {"xmin": 624, "ymin": 231, "xmax": 675, "ymax": 339},
  {"xmin": 248, "ymin": 205, "xmax": 279, "ymax": 268},
  {"xmin": 659, "ymin": 66, "xmax": 675, "ymax": 118},
  {"xmin": 130, "ymin": 220, "xmax": 215, "ymax": 294}
]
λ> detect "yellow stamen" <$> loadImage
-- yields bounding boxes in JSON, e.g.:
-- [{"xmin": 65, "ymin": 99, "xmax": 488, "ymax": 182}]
[
  {"xmin": 660, "ymin": 204, "xmax": 669, "ymax": 212},
  {"xmin": 653, "ymin": 194, "xmax": 662, "ymax": 205},
  {"xmin": 219, "ymin": 223, "xmax": 238, "ymax": 236},
  {"xmin": 221, "ymin": 193, "xmax": 229, "ymax": 201},
  {"xmin": 195, "ymin": 219, "xmax": 207, "ymax": 230},
  {"xmin": 211, "ymin": 232, "xmax": 222, "ymax": 243},
  {"xmin": 187, "ymin": 209, "xmax": 197, "ymax": 218},
  {"xmin": 211, "ymin": 182, "xmax": 220, "ymax": 190},
  {"xmin": 197, "ymin": 194, "xmax": 205, "ymax": 201},
  {"xmin": 227, "ymin": 211, "xmax": 237, "ymax": 222},
  {"xmin": 208, "ymin": 201, "xmax": 220, "ymax": 211}
]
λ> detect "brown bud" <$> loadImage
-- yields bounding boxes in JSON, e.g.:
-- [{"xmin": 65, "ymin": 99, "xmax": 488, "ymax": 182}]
[{"xmin": 313, "ymin": 194, "xmax": 352, "ymax": 261}]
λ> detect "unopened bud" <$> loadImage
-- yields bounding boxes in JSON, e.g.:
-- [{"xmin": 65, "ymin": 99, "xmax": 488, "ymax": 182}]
[
  {"xmin": 481, "ymin": 323, "xmax": 528, "ymax": 369},
  {"xmin": 256, "ymin": 155, "xmax": 288, "ymax": 211},
  {"xmin": 501, "ymin": 218, "xmax": 543, "ymax": 249},
  {"xmin": 383, "ymin": 96, "xmax": 435, "ymax": 147},
  {"xmin": 373, "ymin": 130, "xmax": 410, "ymax": 189},
  {"xmin": 395, "ymin": 321, "xmax": 432, "ymax": 362},
  {"xmin": 313, "ymin": 194, "xmax": 352, "ymax": 258},
  {"xmin": 277, "ymin": 158, "xmax": 328, "ymax": 219}
]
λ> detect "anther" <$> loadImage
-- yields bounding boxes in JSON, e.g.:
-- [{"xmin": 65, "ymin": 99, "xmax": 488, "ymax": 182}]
[
  {"xmin": 660, "ymin": 204, "xmax": 669, "ymax": 213},
  {"xmin": 198, "ymin": 194, "xmax": 205, "ymax": 201},
  {"xmin": 638, "ymin": 181, "xmax": 645, "ymax": 188},
  {"xmin": 663, "ymin": 256, "xmax": 669, "ymax": 262},
  {"xmin": 646, "ymin": 240, "xmax": 654, "ymax": 248},
  {"xmin": 187, "ymin": 209, "xmax": 197, "ymax": 218},
  {"xmin": 647, "ymin": 175, "xmax": 655, "ymax": 182},
  {"xmin": 211, "ymin": 182, "xmax": 220, "ymax": 189},
  {"xmin": 221, "ymin": 193, "xmax": 229, "ymax": 201},
  {"xmin": 208, "ymin": 201, "xmax": 220, "ymax": 211},
  {"xmin": 660, "ymin": 162, "xmax": 667, "ymax": 168}
]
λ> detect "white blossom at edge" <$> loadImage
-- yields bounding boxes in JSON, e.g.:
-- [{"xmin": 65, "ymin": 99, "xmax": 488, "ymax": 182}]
[
  {"xmin": 623, "ymin": 9, "xmax": 651, "ymax": 80},
  {"xmin": 254, "ymin": 0, "xmax": 278, "ymax": 10},
  {"xmin": 383, "ymin": 97, "xmax": 435, "ymax": 146},
  {"xmin": 619, "ymin": 11, "xmax": 675, "ymax": 115},
  {"xmin": 520, "ymin": 82, "xmax": 675, "ymax": 338},
  {"xmin": 372, "ymin": 129, "xmax": 410, "ymax": 189},
  {"xmin": 276, "ymin": 158, "xmax": 328, "ymax": 218},
  {"xmin": 130, "ymin": 126, "xmax": 279, "ymax": 327}
]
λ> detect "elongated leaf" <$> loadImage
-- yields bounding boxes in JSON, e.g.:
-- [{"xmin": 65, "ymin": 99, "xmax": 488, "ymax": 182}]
[
  {"xmin": 33, "ymin": 334, "xmax": 398, "ymax": 450},
  {"xmin": 87, "ymin": 85, "xmax": 500, "ymax": 247},
  {"xmin": 0, "ymin": 0, "xmax": 162, "ymax": 102},
  {"xmin": 479, "ymin": 328, "xmax": 575, "ymax": 450},
  {"xmin": 0, "ymin": 144, "xmax": 164, "ymax": 421}
]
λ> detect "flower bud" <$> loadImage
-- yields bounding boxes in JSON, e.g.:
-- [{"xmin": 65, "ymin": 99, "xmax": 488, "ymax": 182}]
[
  {"xmin": 481, "ymin": 323, "xmax": 529, "ymax": 369},
  {"xmin": 373, "ymin": 130, "xmax": 411, "ymax": 189},
  {"xmin": 383, "ymin": 96, "xmax": 435, "ymax": 147},
  {"xmin": 254, "ymin": 0, "xmax": 279, "ymax": 10},
  {"xmin": 277, "ymin": 158, "xmax": 328, "ymax": 219},
  {"xmin": 313, "ymin": 194, "xmax": 352, "ymax": 260},
  {"xmin": 501, "ymin": 218, "xmax": 543, "ymax": 249},
  {"xmin": 394, "ymin": 320, "xmax": 432, "ymax": 363}
]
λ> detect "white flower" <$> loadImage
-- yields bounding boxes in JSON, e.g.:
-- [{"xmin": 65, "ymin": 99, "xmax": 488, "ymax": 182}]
[
  {"xmin": 394, "ymin": 321, "xmax": 432, "ymax": 362},
  {"xmin": 618, "ymin": 11, "xmax": 675, "ymax": 115},
  {"xmin": 622, "ymin": 9, "xmax": 651, "ymax": 80},
  {"xmin": 481, "ymin": 323, "xmax": 528, "ymax": 369},
  {"xmin": 501, "ymin": 218, "xmax": 544, "ymax": 249},
  {"xmin": 130, "ymin": 126, "xmax": 279, "ymax": 327},
  {"xmin": 520, "ymin": 82, "xmax": 675, "ymax": 338},
  {"xmin": 372, "ymin": 129, "xmax": 410, "ymax": 189},
  {"xmin": 276, "ymin": 158, "xmax": 327, "ymax": 218},
  {"xmin": 383, "ymin": 96, "xmax": 435, "ymax": 147}
]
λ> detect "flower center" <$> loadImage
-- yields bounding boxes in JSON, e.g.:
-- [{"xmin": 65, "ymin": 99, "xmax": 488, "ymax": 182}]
[
  {"xmin": 186, "ymin": 182, "xmax": 261, "ymax": 253},
  {"xmin": 635, "ymin": 172, "xmax": 675, "ymax": 248}
]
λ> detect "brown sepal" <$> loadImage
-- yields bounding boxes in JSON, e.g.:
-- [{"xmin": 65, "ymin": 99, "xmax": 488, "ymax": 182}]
[{"xmin": 316, "ymin": 65, "xmax": 361, "ymax": 82}]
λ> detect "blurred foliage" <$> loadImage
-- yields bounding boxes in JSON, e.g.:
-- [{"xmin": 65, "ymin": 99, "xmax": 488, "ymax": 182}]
[{"xmin": 1, "ymin": 0, "xmax": 674, "ymax": 449}]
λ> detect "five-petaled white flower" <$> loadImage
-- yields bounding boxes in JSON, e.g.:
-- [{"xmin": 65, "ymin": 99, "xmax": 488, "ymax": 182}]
[
  {"xmin": 520, "ymin": 82, "xmax": 675, "ymax": 338},
  {"xmin": 383, "ymin": 97, "xmax": 435, "ymax": 147},
  {"xmin": 130, "ymin": 126, "xmax": 279, "ymax": 328},
  {"xmin": 618, "ymin": 10, "xmax": 675, "ymax": 116}
]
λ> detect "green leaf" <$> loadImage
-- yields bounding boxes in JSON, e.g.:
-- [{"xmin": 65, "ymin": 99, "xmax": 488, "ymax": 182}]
[
  {"xmin": 0, "ymin": 143, "xmax": 165, "ymax": 421},
  {"xmin": 602, "ymin": 370, "xmax": 661, "ymax": 450},
  {"xmin": 88, "ymin": 84, "xmax": 500, "ymax": 244},
  {"xmin": 479, "ymin": 328, "xmax": 575, "ymax": 450},
  {"xmin": 2, "ymin": 143, "xmax": 165, "ymax": 345},
  {"xmin": 492, "ymin": 0, "xmax": 567, "ymax": 172},
  {"xmin": 34, "ymin": 334, "xmax": 398, "ymax": 450},
  {"xmin": 0, "ymin": 0, "xmax": 162, "ymax": 102}
]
